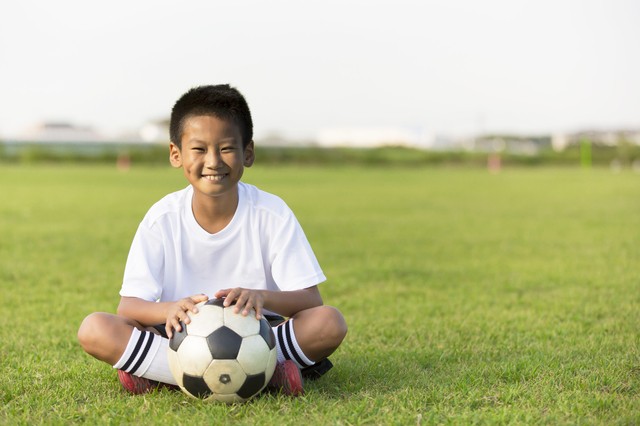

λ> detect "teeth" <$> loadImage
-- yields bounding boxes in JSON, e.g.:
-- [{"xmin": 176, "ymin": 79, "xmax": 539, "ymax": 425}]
[{"xmin": 203, "ymin": 175, "xmax": 225, "ymax": 181}]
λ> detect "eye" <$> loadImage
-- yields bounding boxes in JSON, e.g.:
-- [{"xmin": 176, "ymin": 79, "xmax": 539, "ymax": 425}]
[{"xmin": 192, "ymin": 147, "xmax": 205, "ymax": 152}]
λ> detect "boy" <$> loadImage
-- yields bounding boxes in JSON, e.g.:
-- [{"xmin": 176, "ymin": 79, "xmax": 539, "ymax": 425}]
[{"xmin": 77, "ymin": 84, "xmax": 347, "ymax": 396}]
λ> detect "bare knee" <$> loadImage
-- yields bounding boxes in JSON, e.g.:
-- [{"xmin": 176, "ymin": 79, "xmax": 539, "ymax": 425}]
[
  {"xmin": 317, "ymin": 305, "xmax": 348, "ymax": 348},
  {"xmin": 77, "ymin": 312, "xmax": 134, "ymax": 365},
  {"xmin": 293, "ymin": 305, "xmax": 347, "ymax": 360},
  {"xmin": 78, "ymin": 312, "xmax": 108, "ymax": 353}
]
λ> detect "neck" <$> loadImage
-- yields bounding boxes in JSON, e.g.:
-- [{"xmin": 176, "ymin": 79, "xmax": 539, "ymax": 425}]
[{"xmin": 191, "ymin": 188, "xmax": 239, "ymax": 234}]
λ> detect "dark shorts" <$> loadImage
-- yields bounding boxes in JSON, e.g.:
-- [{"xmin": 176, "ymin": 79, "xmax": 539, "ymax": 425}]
[{"xmin": 151, "ymin": 324, "xmax": 169, "ymax": 338}]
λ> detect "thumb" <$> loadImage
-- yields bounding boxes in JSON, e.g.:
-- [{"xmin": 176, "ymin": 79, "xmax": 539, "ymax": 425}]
[
  {"xmin": 193, "ymin": 293, "xmax": 209, "ymax": 302},
  {"xmin": 213, "ymin": 289, "xmax": 229, "ymax": 299}
]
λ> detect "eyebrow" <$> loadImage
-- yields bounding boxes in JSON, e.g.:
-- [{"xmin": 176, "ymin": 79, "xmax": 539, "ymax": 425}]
[{"xmin": 187, "ymin": 137, "xmax": 238, "ymax": 144}]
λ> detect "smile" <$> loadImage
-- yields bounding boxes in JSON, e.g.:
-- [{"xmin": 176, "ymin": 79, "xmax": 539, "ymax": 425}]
[{"xmin": 202, "ymin": 174, "xmax": 228, "ymax": 182}]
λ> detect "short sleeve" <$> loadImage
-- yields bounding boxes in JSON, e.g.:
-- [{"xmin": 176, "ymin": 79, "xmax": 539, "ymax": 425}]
[
  {"xmin": 119, "ymin": 220, "xmax": 165, "ymax": 301},
  {"xmin": 269, "ymin": 209, "xmax": 326, "ymax": 291}
]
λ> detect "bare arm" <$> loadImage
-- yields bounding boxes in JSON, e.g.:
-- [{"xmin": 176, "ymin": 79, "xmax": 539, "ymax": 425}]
[
  {"xmin": 117, "ymin": 297, "xmax": 167, "ymax": 325},
  {"xmin": 118, "ymin": 293, "xmax": 209, "ymax": 337},
  {"xmin": 262, "ymin": 285, "xmax": 323, "ymax": 317}
]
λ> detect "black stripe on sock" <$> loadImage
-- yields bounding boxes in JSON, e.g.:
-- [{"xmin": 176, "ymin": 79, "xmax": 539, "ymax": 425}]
[
  {"xmin": 285, "ymin": 320, "xmax": 312, "ymax": 367},
  {"xmin": 276, "ymin": 324, "xmax": 291, "ymax": 361},
  {"xmin": 120, "ymin": 330, "xmax": 146, "ymax": 372},
  {"xmin": 129, "ymin": 331, "xmax": 154, "ymax": 375}
]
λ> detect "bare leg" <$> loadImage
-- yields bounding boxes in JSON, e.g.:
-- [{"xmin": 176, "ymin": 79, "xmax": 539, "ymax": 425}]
[
  {"xmin": 291, "ymin": 305, "xmax": 347, "ymax": 362},
  {"xmin": 77, "ymin": 312, "xmax": 143, "ymax": 365}
]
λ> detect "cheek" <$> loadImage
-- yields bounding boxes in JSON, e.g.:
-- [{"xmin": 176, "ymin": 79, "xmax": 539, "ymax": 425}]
[
  {"xmin": 183, "ymin": 159, "xmax": 199, "ymax": 173},
  {"xmin": 186, "ymin": 154, "xmax": 203, "ymax": 165}
]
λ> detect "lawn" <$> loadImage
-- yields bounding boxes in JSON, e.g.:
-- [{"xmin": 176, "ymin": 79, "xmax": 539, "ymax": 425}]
[{"xmin": 0, "ymin": 164, "xmax": 638, "ymax": 425}]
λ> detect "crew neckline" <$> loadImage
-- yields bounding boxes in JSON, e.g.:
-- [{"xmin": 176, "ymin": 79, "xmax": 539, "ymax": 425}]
[{"xmin": 183, "ymin": 183, "xmax": 247, "ymax": 239}]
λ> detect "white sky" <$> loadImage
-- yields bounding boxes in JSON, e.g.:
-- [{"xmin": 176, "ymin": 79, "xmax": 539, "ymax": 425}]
[{"xmin": 1, "ymin": 0, "xmax": 638, "ymax": 139}]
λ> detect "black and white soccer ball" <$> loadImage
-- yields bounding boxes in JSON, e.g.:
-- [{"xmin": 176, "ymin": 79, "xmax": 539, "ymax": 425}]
[{"xmin": 168, "ymin": 298, "xmax": 277, "ymax": 403}]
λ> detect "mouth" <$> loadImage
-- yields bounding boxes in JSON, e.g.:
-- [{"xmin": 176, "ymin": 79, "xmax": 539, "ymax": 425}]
[{"xmin": 202, "ymin": 173, "xmax": 228, "ymax": 182}]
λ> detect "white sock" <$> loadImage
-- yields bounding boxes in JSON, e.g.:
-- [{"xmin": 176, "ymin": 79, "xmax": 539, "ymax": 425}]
[
  {"xmin": 272, "ymin": 319, "xmax": 315, "ymax": 369},
  {"xmin": 140, "ymin": 337, "xmax": 177, "ymax": 385},
  {"xmin": 113, "ymin": 328, "xmax": 177, "ymax": 385}
]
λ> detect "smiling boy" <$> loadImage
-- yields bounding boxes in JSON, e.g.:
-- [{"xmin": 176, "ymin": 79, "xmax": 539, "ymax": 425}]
[{"xmin": 77, "ymin": 84, "xmax": 347, "ymax": 396}]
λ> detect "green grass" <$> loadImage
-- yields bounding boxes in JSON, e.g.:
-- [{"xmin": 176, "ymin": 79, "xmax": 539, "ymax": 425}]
[{"xmin": 1, "ymin": 164, "xmax": 639, "ymax": 425}]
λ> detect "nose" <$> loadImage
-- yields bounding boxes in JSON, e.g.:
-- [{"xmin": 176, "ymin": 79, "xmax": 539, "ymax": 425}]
[{"xmin": 205, "ymin": 149, "xmax": 222, "ymax": 168}]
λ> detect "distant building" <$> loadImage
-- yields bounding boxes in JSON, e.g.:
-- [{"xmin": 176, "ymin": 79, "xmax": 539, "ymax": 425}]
[
  {"xmin": 552, "ymin": 133, "xmax": 568, "ymax": 151},
  {"xmin": 472, "ymin": 134, "xmax": 550, "ymax": 155},
  {"xmin": 138, "ymin": 118, "xmax": 170, "ymax": 143},
  {"xmin": 561, "ymin": 129, "xmax": 640, "ymax": 148},
  {"xmin": 316, "ymin": 127, "xmax": 433, "ymax": 149},
  {"xmin": 19, "ymin": 122, "xmax": 104, "ymax": 143}
]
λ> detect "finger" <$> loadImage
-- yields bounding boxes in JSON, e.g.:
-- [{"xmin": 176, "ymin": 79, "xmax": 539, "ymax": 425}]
[
  {"xmin": 254, "ymin": 305, "xmax": 263, "ymax": 320},
  {"xmin": 175, "ymin": 308, "xmax": 192, "ymax": 325},
  {"xmin": 242, "ymin": 298, "xmax": 254, "ymax": 316},
  {"xmin": 165, "ymin": 321, "xmax": 174, "ymax": 339},
  {"xmin": 234, "ymin": 292, "xmax": 249, "ymax": 314},
  {"xmin": 172, "ymin": 317, "xmax": 182, "ymax": 333},
  {"xmin": 191, "ymin": 294, "xmax": 209, "ymax": 307},
  {"xmin": 181, "ymin": 301, "xmax": 193, "ymax": 314},
  {"xmin": 195, "ymin": 293, "xmax": 209, "ymax": 302},
  {"xmin": 223, "ymin": 289, "xmax": 240, "ymax": 307},
  {"xmin": 213, "ymin": 289, "xmax": 228, "ymax": 299},
  {"xmin": 244, "ymin": 304, "xmax": 253, "ymax": 316},
  {"xmin": 183, "ymin": 300, "xmax": 198, "ymax": 315}
]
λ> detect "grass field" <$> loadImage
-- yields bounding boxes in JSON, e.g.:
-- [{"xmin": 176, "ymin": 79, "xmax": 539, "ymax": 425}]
[{"xmin": 1, "ymin": 164, "xmax": 639, "ymax": 425}]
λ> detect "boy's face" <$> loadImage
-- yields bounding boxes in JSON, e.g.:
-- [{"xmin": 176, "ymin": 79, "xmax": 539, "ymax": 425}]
[{"xmin": 169, "ymin": 115, "xmax": 254, "ymax": 202}]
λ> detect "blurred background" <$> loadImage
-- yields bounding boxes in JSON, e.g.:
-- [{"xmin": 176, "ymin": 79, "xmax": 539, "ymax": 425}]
[{"xmin": 1, "ymin": 0, "xmax": 639, "ymax": 167}]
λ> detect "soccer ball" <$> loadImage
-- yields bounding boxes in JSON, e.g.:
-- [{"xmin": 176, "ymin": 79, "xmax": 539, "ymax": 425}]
[{"xmin": 167, "ymin": 298, "xmax": 277, "ymax": 403}]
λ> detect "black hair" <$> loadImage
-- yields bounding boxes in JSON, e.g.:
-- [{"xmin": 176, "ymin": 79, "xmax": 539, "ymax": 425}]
[{"xmin": 169, "ymin": 84, "xmax": 253, "ymax": 149}]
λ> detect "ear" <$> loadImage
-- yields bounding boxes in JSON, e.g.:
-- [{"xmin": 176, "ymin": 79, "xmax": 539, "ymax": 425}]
[
  {"xmin": 169, "ymin": 143, "xmax": 183, "ymax": 168},
  {"xmin": 243, "ymin": 141, "xmax": 255, "ymax": 167}
]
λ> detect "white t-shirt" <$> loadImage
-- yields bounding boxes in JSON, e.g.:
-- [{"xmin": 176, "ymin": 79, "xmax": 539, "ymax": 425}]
[{"xmin": 119, "ymin": 182, "xmax": 326, "ymax": 306}]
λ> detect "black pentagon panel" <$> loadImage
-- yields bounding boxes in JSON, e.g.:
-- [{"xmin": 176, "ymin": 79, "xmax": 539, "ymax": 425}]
[
  {"xmin": 205, "ymin": 298, "xmax": 237, "ymax": 309},
  {"xmin": 258, "ymin": 318, "xmax": 276, "ymax": 350},
  {"xmin": 205, "ymin": 298, "xmax": 226, "ymax": 308},
  {"xmin": 169, "ymin": 321, "xmax": 187, "ymax": 352},
  {"xmin": 206, "ymin": 326, "xmax": 242, "ymax": 359},
  {"xmin": 236, "ymin": 373, "xmax": 265, "ymax": 399},
  {"xmin": 183, "ymin": 374, "xmax": 213, "ymax": 399}
]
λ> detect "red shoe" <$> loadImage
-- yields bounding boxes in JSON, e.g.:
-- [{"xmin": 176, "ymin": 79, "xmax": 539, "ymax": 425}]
[
  {"xmin": 117, "ymin": 370, "xmax": 179, "ymax": 394},
  {"xmin": 267, "ymin": 360, "xmax": 304, "ymax": 396}
]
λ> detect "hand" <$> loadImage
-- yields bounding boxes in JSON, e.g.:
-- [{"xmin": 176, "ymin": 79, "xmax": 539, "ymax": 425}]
[
  {"xmin": 165, "ymin": 293, "xmax": 209, "ymax": 338},
  {"xmin": 214, "ymin": 288, "xmax": 265, "ymax": 320}
]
